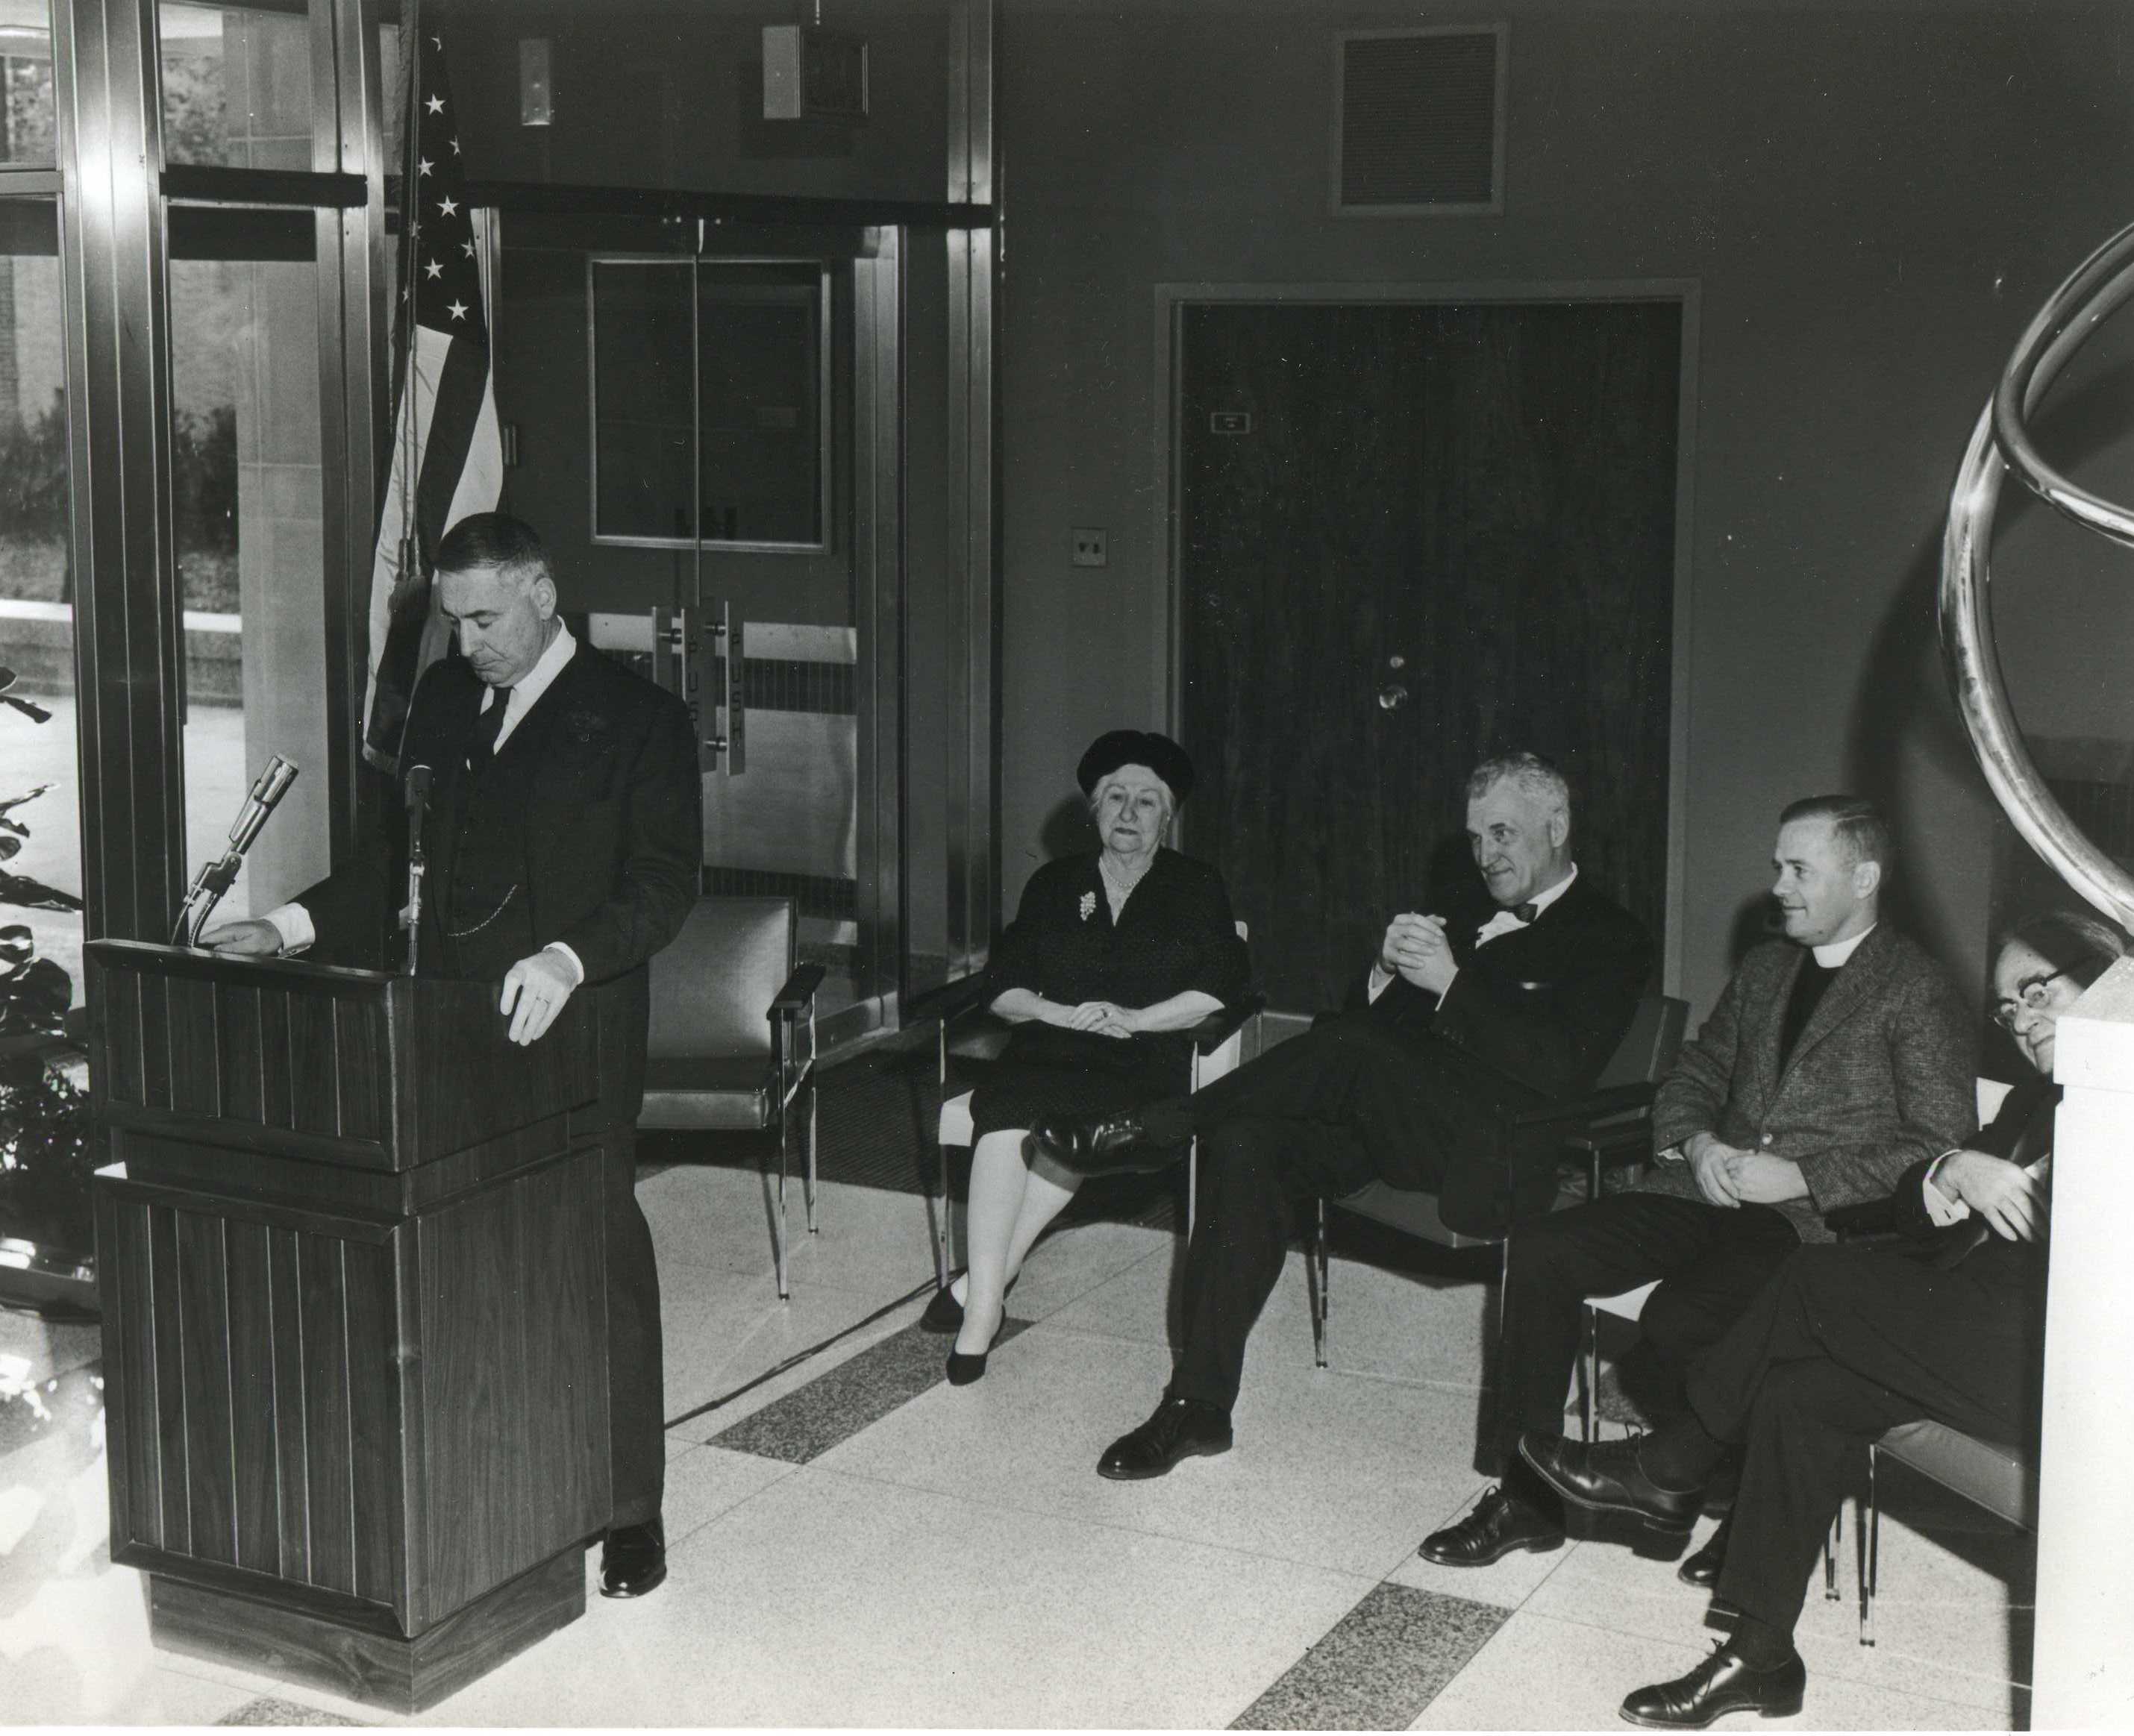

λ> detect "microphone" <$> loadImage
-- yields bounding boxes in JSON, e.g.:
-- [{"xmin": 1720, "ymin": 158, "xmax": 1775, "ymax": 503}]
[
  {"xmin": 401, "ymin": 764, "xmax": 433, "ymax": 977},
  {"xmin": 172, "ymin": 754, "xmax": 300, "ymax": 945}
]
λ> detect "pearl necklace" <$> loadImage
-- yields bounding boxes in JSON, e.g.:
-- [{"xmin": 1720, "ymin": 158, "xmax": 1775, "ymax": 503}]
[{"xmin": 1099, "ymin": 850, "xmax": 1155, "ymax": 915}]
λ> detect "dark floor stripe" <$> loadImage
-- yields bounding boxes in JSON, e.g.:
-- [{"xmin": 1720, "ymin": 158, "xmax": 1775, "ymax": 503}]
[
  {"xmin": 1230, "ymin": 1583, "xmax": 1509, "ymax": 1730},
  {"xmin": 216, "ymin": 1697, "xmax": 360, "ymax": 1726},
  {"xmin": 708, "ymin": 1315, "xmax": 1031, "ymax": 1464}
]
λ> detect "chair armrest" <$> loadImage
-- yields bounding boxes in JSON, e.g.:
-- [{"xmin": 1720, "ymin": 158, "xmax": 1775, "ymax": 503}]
[
  {"xmin": 902, "ymin": 972, "xmax": 997, "ymax": 1028},
  {"xmin": 1823, "ymin": 1196, "xmax": 1900, "ymax": 1239},
  {"xmin": 1186, "ymin": 994, "xmax": 1266, "ymax": 1056},
  {"xmin": 1508, "ymin": 1079, "xmax": 1657, "ymax": 1132},
  {"xmin": 771, "ymin": 961, "xmax": 827, "ymax": 1016}
]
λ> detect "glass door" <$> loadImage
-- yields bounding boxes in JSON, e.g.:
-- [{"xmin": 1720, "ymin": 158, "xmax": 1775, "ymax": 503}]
[{"xmin": 503, "ymin": 215, "xmax": 893, "ymax": 1045}]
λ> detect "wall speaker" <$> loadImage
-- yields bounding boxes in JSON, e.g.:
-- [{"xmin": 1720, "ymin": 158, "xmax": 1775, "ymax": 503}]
[{"xmin": 763, "ymin": 25, "xmax": 869, "ymax": 121}]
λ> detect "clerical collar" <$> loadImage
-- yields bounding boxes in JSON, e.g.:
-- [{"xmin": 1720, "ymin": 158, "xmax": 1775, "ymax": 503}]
[{"xmin": 1811, "ymin": 923, "xmax": 1874, "ymax": 968}]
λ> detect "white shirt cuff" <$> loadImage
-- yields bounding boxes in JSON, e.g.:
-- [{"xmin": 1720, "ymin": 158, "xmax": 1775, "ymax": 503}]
[
  {"xmin": 264, "ymin": 903, "xmax": 315, "ymax": 955},
  {"xmin": 1367, "ymin": 962, "xmax": 1395, "ymax": 1002},
  {"xmin": 542, "ymin": 941, "xmax": 586, "ymax": 986},
  {"xmin": 1921, "ymin": 1152, "xmax": 1970, "ymax": 1226}
]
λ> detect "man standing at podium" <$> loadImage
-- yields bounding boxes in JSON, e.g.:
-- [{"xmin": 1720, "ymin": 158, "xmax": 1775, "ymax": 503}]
[{"xmin": 206, "ymin": 512, "xmax": 700, "ymax": 1601}]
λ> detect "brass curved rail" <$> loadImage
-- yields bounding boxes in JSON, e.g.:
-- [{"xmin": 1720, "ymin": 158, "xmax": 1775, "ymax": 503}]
[{"xmin": 1941, "ymin": 216, "xmax": 2134, "ymax": 933}]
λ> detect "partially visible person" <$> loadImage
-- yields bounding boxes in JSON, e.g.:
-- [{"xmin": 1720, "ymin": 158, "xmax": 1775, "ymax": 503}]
[
  {"xmin": 1518, "ymin": 909, "xmax": 2123, "ymax": 1729},
  {"xmin": 922, "ymin": 730, "xmax": 1251, "ymax": 1383},
  {"xmin": 204, "ymin": 512, "xmax": 698, "ymax": 1600},
  {"xmin": 1421, "ymin": 796, "xmax": 1974, "ymax": 1573},
  {"xmin": 1035, "ymin": 752, "xmax": 1651, "ymax": 1479}
]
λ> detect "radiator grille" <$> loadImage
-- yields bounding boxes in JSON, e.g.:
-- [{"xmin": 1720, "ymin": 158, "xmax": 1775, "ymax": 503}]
[{"xmin": 1336, "ymin": 27, "xmax": 1504, "ymax": 213}]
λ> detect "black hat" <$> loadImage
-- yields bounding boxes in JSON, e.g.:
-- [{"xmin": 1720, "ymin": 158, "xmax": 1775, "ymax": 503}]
[{"xmin": 1077, "ymin": 730, "xmax": 1195, "ymax": 803}]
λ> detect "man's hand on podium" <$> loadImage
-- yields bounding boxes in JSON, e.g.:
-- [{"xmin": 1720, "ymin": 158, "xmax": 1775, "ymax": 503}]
[
  {"xmin": 499, "ymin": 948, "xmax": 577, "ymax": 1046},
  {"xmin": 201, "ymin": 918, "xmax": 284, "ymax": 956}
]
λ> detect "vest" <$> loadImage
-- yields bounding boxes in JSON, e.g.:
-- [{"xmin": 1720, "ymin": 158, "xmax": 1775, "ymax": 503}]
[{"xmin": 439, "ymin": 730, "xmax": 539, "ymax": 983}]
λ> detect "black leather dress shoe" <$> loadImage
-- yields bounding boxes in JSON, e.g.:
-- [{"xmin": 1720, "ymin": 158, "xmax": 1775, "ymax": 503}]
[
  {"xmin": 1097, "ymin": 1397, "xmax": 1233, "ymax": 1479},
  {"xmin": 1029, "ymin": 1113, "xmax": 1170, "ymax": 1177},
  {"xmin": 1518, "ymin": 1433, "xmax": 1703, "ymax": 1537},
  {"xmin": 1417, "ymin": 1485, "xmax": 1567, "ymax": 1566},
  {"xmin": 599, "ymin": 1520, "xmax": 666, "ymax": 1599},
  {"xmin": 1620, "ymin": 1643, "xmax": 1805, "ymax": 1728},
  {"xmin": 1678, "ymin": 1512, "xmax": 1732, "ymax": 1588}
]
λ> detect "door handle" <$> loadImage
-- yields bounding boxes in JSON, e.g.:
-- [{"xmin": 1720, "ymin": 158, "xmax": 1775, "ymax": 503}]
[{"xmin": 703, "ymin": 598, "xmax": 746, "ymax": 777}]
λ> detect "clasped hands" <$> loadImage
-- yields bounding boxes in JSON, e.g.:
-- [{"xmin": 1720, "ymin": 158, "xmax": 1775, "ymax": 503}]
[
  {"xmin": 1050, "ymin": 998, "xmax": 1143, "ymax": 1040},
  {"xmin": 1380, "ymin": 912, "xmax": 1456, "ymax": 997},
  {"xmin": 1935, "ymin": 1147, "xmax": 2045, "ymax": 1242},
  {"xmin": 1684, "ymin": 1134, "xmax": 1810, "ymax": 1207}
]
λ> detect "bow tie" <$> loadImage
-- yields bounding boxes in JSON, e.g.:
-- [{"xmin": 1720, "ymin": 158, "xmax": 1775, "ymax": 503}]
[{"xmin": 1513, "ymin": 902, "xmax": 1539, "ymax": 924}]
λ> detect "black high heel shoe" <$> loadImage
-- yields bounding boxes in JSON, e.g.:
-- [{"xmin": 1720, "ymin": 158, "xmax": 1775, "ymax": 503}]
[
  {"xmin": 946, "ymin": 1301, "xmax": 1007, "ymax": 1385},
  {"xmin": 920, "ymin": 1271, "xmax": 1017, "ymax": 1335}
]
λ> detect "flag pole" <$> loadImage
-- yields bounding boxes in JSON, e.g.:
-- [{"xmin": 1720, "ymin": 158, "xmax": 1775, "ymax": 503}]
[{"xmin": 398, "ymin": 0, "xmax": 424, "ymax": 620}]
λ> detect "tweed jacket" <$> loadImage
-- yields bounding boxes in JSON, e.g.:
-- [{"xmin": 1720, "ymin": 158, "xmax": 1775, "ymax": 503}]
[{"xmin": 1639, "ymin": 924, "xmax": 1976, "ymax": 1242}]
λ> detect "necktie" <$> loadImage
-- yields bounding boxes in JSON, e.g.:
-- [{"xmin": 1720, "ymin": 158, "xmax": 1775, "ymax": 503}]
[
  {"xmin": 1514, "ymin": 902, "xmax": 1539, "ymax": 925},
  {"xmin": 467, "ymin": 686, "xmax": 513, "ymax": 767}
]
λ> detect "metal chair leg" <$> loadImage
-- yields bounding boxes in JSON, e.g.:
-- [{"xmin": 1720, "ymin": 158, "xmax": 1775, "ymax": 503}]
[
  {"xmin": 1186, "ymin": 1136, "xmax": 1198, "ymax": 1242},
  {"xmin": 804, "ymin": 1066, "xmax": 819, "ymax": 1235},
  {"xmin": 773, "ymin": 1104, "xmax": 791, "ymax": 1301},
  {"xmin": 1581, "ymin": 1303, "xmax": 1600, "ymax": 1444},
  {"xmin": 1311, "ymin": 1197, "xmax": 1330, "ymax": 1368},
  {"xmin": 1860, "ymin": 1448, "xmax": 1880, "ymax": 1646}
]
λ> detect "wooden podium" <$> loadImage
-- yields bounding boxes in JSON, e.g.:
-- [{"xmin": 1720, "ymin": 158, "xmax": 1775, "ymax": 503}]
[{"xmin": 88, "ymin": 940, "xmax": 613, "ymax": 1712}]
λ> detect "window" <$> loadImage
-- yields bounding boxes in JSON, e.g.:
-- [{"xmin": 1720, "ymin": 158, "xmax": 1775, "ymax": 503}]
[{"xmin": 590, "ymin": 257, "xmax": 828, "ymax": 549}]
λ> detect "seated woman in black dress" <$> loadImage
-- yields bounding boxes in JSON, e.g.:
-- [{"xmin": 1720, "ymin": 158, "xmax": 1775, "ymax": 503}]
[
  {"xmin": 1515, "ymin": 907, "xmax": 2125, "ymax": 1729},
  {"xmin": 926, "ymin": 730, "xmax": 1251, "ymax": 1383}
]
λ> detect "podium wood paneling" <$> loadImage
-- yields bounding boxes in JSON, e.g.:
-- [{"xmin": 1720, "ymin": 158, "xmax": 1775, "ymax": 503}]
[{"xmin": 90, "ymin": 942, "xmax": 613, "ymax": 1711}]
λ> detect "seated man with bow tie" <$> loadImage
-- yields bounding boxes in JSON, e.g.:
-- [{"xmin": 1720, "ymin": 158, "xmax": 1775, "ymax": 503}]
[{"xmin": 1031, "ymin": 751, "xmax": 1653, "ymax": 1479}]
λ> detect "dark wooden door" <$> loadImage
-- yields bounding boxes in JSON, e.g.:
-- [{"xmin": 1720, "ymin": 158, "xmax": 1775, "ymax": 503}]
[{"xmin": 1179, "ymin": 300, "xmax": 1680, "ymax": 1012}]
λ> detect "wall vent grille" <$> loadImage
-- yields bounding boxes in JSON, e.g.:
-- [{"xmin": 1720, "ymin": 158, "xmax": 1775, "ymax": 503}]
[{"xmin": 1334, "ymin": 25, "xmax": 1506, "ymax": 216}]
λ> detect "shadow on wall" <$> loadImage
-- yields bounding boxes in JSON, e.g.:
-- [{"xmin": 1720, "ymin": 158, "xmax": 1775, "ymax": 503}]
[
  {"xmin": 1039, "ymin": 795, "xmax": 1100, "ymax": 864},
  {"xmin": 1841, "ymin": 357, "xmax": 2134, "ymax": 985}
]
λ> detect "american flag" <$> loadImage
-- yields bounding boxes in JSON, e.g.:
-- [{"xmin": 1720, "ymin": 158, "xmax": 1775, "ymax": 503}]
[{"xmin": 362, "ymin": 23, "xmax": 503, "ymax": 772}]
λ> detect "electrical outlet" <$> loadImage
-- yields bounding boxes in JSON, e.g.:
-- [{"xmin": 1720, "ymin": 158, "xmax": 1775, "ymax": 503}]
[{"xmin": 1071, "ymin": 527, "xmax": 1108, "ymax": 568}]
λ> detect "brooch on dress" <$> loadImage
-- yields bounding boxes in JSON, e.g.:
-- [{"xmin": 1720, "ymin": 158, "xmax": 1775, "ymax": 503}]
[{"xmin": 1079, "ymin": 891, "xmax": 1097, "ymax": 921}]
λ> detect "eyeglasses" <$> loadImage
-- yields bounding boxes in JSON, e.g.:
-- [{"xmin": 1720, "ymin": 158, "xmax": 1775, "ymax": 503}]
[{"xmin": 1991, "ymin": 971, "xmax": 2067, "ymax": 1030}]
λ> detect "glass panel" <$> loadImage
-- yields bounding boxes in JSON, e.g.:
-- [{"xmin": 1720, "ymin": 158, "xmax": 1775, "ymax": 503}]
[
  {"xmin": 0, "ymin": 0, "xmax": 56, "ymax": 169},
  {"xmin": 170, "ymin": 237, "xmax": 332, "ymax": 921},
  {"xmin": 0, "ymin": 195, "xmax": 87, "ymax": 1263},
  {"xmin": 379, "ymin": 20, "xmax": 402, "ymax": 172},
  {"xmin": 589, "ymin": 258, "xmax": 693, "ymax": 542},
  {"xmin": 0, "ymin": 199, "xmax": 77, "ymax": 1007},
  {"xmin": 697, "ymin": 263, "xmax": 824, "ymax": 548},
  {"xmin": 160, "ymin": 0, "xmax": 315, "ymax": 171}
]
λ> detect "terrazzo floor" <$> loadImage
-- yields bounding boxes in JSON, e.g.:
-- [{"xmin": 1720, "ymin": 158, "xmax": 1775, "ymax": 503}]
[{"xmin": 1, "ymin": 1161, "xmax": 2032, "ymax": 1729}]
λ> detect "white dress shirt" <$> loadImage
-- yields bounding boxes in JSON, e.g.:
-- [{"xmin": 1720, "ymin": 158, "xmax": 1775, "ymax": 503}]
[
  {"xmin": 263, "ymin": 623, "xmax": 586, "ymax": 983},
  {"xmin": 1366, "ymin": 863, "xmax": 1580, "ymax": 1004}
]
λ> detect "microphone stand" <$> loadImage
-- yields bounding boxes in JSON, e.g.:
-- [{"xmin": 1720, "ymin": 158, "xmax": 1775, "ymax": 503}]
[
  {"xmin": 172, "ymin": 756, "xmax": 300, "ymax": 947},
  {"xmin": 401, "ymin": 765, "xmax": 432, "ymax": 977}
]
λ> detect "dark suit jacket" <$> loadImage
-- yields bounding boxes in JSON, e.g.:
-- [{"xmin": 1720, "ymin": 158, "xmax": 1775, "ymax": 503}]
[
  {"xmin": 1884, "ymin": 1075, "xmax": 2057, "ymax": 1272},
  {"xmin": 1641, "ymin": 924, "xmax": 1976, "ymax": 1243},
  {"xmin": 299, "ymin": 645, "xmax": 701, "ymax": 1102},
  {"xmin": 1349, "ymin": 872, "xmax": 1654, "ymax": 1103}
]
